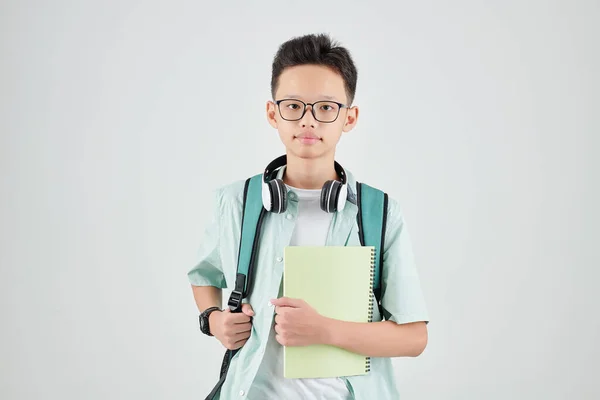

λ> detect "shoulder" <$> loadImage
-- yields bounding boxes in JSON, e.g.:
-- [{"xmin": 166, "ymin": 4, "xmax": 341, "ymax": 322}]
[
  {"xmin": 215, "ymin": 179, "xmax": 246, "ymax": 203},
  {"xmin": 385, "ymin": 195, "xmax": 405, "ymax": 224},
  {"xmin": 350, "ymin": 171, "xmax": 406, "ymax": 235},
  {"xmin": 212, "ymin": 174, "xmax": 261, "ymax": 214},
  {"xmin": 383, "ymin": 196, "xmax": 409, "ymax": 251},
  {"xmin": 349, "ymin": 170, "xmax": 405, "ymax": 222}
]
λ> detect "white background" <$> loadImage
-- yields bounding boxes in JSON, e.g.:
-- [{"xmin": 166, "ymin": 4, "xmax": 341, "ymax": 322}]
[{"xmin": 1, "ymin": 1, "xmax": 599, "ymax": 399}]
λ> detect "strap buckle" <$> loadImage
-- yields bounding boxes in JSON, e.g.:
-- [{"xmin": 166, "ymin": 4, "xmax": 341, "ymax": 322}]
[{"xmin": 227, "ymin": 290, "xmax": 243, "ymax": 312}]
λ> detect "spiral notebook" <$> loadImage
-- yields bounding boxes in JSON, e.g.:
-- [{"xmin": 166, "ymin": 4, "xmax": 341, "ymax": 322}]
[{"xmin": 282, "ymin": 245, "xmax": 376, "ymax": 379}]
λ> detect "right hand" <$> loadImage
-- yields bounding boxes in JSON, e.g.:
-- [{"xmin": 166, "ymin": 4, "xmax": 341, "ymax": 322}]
[{"xmin": 209, "ymin": 303, "xmax": 254, "ymax": 350}]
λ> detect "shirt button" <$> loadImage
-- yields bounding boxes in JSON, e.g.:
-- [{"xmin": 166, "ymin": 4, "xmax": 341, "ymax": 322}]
[
  {"xmin": 239, "ymin": 389, "xmax": 245, "ymax": 396},
  {"xmin": 276, "ymin": 256, "xmax": 283, "ymax": 262},
  {"xmin": 286, "ymin": 214, "xmax": 293, "ymax": 220}
]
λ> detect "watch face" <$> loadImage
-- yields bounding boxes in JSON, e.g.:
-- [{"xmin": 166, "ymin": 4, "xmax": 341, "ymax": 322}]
[{"xmin": 200, "ymin": 315, "xmax": 208, "ymax": 333}]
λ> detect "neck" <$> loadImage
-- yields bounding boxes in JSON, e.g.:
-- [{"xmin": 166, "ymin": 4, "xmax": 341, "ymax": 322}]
[{"xmin": 282, "ymin": 153, "xmax": 339, "ymax": 190}]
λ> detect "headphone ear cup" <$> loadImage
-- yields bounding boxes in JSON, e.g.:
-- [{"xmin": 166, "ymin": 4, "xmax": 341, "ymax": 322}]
[
  {"xmin": 329, "ymin": 180, "xmax": 341, "ymax": 212},
  {"xmin": 269, "ymin": 179, "xmax": 287, "ymax": 213},
  {"xmin": 320, "ymin": 180, "xmax": 333, "ymax": 212},
  {"xmin": 320, "ymin": 180, "xmax": 341, "ymax": 213}
]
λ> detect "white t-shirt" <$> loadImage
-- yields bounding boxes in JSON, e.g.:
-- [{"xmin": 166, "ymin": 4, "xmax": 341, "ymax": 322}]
[{"xmin": 246, "ymin": 186, "xmax": 352, "ymax": 400}]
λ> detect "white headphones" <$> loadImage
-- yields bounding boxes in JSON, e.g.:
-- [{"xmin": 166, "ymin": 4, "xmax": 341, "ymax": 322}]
[{"xmin": 261, "ymin": 155, "xmax": 348, "ymax": 214}]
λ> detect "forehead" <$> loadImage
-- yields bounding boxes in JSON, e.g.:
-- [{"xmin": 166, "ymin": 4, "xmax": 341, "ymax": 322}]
[{"xmin": 275, "ymin": 64, "xmax": 347, "ymax": 103}]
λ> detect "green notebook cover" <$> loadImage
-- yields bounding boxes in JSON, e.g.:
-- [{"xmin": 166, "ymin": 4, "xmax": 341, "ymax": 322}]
[{"xmin": 282, "ymin": 245, "xmax": 376, "ymax": 379}]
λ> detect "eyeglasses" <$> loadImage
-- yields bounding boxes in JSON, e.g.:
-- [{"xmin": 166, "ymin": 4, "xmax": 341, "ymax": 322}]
[{"xmin": 275, "ymin": 99, "xmax": 349, "ymax": 123}]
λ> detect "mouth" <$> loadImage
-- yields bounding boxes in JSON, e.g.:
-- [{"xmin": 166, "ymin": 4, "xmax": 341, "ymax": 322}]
[{"xmin": 294, "ymin": 133, "xmax": 321, "ymax": 145}]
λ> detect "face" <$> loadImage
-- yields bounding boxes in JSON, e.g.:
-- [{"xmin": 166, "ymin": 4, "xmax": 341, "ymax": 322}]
[{"xmin": 266, "ymin": 64, "xmax": 359, "ymax": 161}]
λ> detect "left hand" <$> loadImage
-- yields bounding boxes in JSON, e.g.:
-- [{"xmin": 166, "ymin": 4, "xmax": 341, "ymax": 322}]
[{"xmin": 270, "ymin": 297, "xmax": 328, "ymax": 347}]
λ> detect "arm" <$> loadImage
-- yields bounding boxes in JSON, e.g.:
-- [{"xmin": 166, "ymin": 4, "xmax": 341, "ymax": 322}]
[
  {"xmin": 322, "ymin": 318, "xmax": 427, "ymax": 358},
  {"xmin": 192, "ymin": 285, "xmax": 222, "ymax": 311},
  {"xmin": 191, "ymin": 285, "xmax": 222, "ymax": 326},
  {"xmin": 271, "ymin": 297, "xmax": 427, "ymax": 358}
]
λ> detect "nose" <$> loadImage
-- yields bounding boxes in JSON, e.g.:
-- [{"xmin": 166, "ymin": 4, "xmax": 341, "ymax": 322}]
[{"xmin": 299, "ymin": 104, "xmax": 317, "ymax": 128}]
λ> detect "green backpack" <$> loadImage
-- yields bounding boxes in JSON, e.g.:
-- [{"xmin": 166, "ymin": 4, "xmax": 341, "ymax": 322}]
[{"xmin": 205, "ymin": 173, "xmax": 388, "ymax": 400}]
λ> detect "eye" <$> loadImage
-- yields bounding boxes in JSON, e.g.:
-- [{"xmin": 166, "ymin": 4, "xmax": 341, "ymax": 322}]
[{"xmin": 318, "ymin": 102, "xmax": 339, "ymax": 112}]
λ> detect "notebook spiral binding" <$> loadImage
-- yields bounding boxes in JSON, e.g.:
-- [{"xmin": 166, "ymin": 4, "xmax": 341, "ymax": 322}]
[{"xmin": 366, "ymin": 247, "xmax": 376, "ymax": 373}]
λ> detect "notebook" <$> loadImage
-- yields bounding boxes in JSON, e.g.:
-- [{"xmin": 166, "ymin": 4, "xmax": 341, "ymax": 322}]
[{"xmin": 282, "ymin": 245, "xmax": 376, "ymax": 379}]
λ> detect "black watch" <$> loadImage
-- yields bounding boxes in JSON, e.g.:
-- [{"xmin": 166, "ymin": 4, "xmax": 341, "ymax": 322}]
[{"xmin": 199, "ymin": 306, "xmax": 221, "ymax": 336}]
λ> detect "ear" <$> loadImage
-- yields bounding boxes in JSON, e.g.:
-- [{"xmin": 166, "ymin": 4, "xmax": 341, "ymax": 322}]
[
  {"xmin": 266, "ymin": 100, "xmax": 278, "ymax": 129},
  {"xmin": 342, "ymin": 105, "xmax": 359, "ymax": 133}
]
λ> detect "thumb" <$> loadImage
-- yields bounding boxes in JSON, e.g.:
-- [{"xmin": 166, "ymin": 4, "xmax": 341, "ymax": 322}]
[{"xmin": 241, "ymin": 303, "xmax": 255, "ymax": 316}]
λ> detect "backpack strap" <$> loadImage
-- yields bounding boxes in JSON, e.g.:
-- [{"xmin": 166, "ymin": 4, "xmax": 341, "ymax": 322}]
[
  {"xmin": 209, "ymin": 174, "xmax": 266, "ymax": 400},
  {"xmin": 227, "ymin": 173, "xmax": 266, "ymax": 312},
  {"xmin": 355, "ymin": 182, "xmax": 388, "ymax": 319}
]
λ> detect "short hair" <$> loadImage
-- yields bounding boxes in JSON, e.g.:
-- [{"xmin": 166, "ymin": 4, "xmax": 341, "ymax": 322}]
[{"xmin": 270, "ymin": 33, "xmax": 358, "ymax": 105}]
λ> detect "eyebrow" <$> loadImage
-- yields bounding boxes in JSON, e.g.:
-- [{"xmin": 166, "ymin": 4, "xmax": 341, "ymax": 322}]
[{"xmin": 283, "ymin": 94, "xmax": 340, "ymax": 102}]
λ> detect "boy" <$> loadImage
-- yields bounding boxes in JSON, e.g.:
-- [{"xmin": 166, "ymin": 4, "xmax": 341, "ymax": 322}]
[{"xmin": 188, "ymin": 33, "xmax": 429, "ymax": 400}]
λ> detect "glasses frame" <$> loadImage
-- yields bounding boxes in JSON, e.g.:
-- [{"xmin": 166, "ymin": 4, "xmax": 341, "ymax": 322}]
[{"xmin": 274, "ymin": 98, "xmax": 349, "ymax": 123}]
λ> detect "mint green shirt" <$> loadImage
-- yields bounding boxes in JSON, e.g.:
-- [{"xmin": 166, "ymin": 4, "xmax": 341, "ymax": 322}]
[{"xmin": 188, "ymin": 168, "xmax": 430, "ymax": 399}]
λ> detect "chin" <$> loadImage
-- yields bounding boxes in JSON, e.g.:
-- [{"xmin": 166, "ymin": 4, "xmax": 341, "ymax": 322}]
[{"xmin": 287, "ymin": 147, "xmax": 328, "ymax": 160}]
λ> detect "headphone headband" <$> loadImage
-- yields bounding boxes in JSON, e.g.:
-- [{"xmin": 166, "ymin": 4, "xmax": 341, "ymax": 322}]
[
  {"xmin": 263, "ymin": 155, "xmax": 287, "ymax": 182},
  {"xmin": 263, "ymin": 155, "xmax": 347, "ymax": 184}
]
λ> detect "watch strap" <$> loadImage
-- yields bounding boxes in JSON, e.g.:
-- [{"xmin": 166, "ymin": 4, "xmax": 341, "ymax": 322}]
[{"xmin": 200, "ymin": 306, "xmax": 221, "ymax": 336}]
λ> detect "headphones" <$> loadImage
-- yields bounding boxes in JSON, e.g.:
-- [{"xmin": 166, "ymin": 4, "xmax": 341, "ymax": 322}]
[{"xmin": 262, "ymin": 155, "xmax": 348, "ymax": 214}]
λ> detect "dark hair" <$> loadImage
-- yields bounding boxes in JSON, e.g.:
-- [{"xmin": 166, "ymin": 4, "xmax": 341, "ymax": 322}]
[{"xmin": 270, "ymin": 33, "xmax": 358, "ymax": 105}]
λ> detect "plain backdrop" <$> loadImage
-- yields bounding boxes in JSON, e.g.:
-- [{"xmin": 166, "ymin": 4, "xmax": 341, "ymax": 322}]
[{"xmin": 1, "ymin": 1, "xmax": 599, "ymax": 399}]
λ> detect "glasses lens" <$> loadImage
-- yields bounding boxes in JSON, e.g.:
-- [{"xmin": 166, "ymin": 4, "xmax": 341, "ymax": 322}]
[
  {"xmin": 313, "ymin": 101, "xmax": 340, "ymax": 122},
  {"xmin": 279, "ymin": 100, "xmax": 305, "ymax": 120}
]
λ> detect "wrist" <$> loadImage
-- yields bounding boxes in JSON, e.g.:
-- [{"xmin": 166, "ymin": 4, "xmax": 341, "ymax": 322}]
[
  {"xmin": 199, "ymin": 306, "xmax": 221, "ymax": 336},
  {"xmin": 208, "ymin": 309, "xmax": 222, "ymax": 335},
  {"xmin": 319, "ymin": 316, "xmax": 338, "ymax": 346}
]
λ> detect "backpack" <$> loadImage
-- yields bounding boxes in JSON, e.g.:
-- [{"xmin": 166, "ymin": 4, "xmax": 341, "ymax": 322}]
[{"xmin": 205, "ymin": 173, "xmax": 388, "ymax": 400}]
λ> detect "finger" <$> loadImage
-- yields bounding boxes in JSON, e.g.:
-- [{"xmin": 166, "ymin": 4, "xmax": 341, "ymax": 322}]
[
  {"xmin": 275, "ymin": 334, "xmax": 289, "ymax": 346},
  {"xmin": 271, "ymin": 297, "xmax": 303, "ymax": 308},
  {"xmin": 274, "ymin": 314, "xmax": 284, "ymax": 326},
  {"xmin": 225, "ymin": 326, "xmax": 251, "ymax": 343},
  {"xmin": 227, "ymin": 312, "xmax": 251, "ymax": 324},
  {"xmin": 241, "ymin": 303, "xmax": 255, "ymax": 317},
  {"xmin": 232, "ymin": 322, "xmax": 252, "ymax": 334},
  {"xmin": 274, "ymin": 323, "xmax": 283, "ymax": 335},
  {"xmin": 232, "ymin": 337, "xmax": 249, "ymax": 349},
  {"xmin": 234, "ymin": 329, "xmax": 251, "ymax": 341},
  {"xmin": 275, "ymin": 306, "xmax": 292, "ymax": 316}
]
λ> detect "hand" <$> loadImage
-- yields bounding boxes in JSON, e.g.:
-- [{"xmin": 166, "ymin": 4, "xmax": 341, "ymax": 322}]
[
  {"xmin": 209, "ymin": 303, "xmax": 254, "ymax": 350},
  {"xmin": 270, "ymin": 297, "xmax": 328, "ymax": 347}
]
